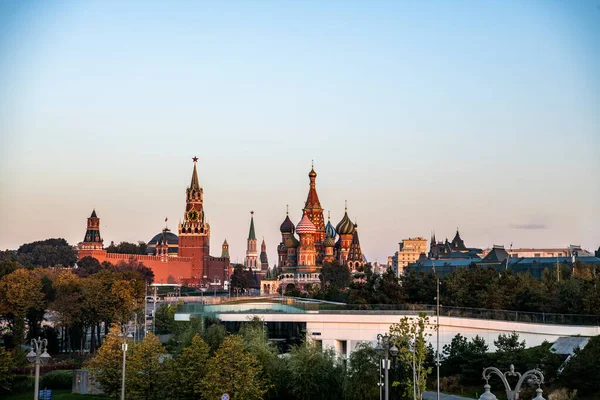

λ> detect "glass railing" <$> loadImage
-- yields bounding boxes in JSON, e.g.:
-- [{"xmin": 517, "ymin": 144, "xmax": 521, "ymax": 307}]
[{"xmin": 175, "ymin": 298, "xmax": 600, "ymax": 326}]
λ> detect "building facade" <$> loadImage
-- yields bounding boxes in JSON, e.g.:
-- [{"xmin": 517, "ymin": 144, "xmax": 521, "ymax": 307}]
[
  {"xmin": 390, "ymin": 237, "xmax": 427, "ymax": 276},
  {"xmin": 77, "ymin": 158, "xmax": 231, "ymax": 289},
  {"xmin": 428, "ymin": 230, "xmax": 482, "ymax": 259}
]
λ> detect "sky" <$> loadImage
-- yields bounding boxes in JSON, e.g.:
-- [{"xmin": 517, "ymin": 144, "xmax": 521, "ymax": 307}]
[{"xmin": 0, "ymin": 0, "xmax": 599, "ymax": 264}]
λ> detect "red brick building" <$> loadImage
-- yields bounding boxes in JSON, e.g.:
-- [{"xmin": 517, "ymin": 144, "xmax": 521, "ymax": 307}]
[{"xmin": 78, "ymin": 158, "xmax": 231, "ymax": 288}]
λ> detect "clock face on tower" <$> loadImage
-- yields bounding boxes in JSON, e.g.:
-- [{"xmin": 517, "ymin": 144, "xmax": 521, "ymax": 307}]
[{"xmin": 187, "ymin": 210, "xmax": 199, "ymax": 222}]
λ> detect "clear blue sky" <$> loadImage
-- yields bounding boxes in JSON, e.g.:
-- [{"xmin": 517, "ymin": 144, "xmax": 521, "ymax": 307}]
[{"xmin": 1, "ymin": 0, "xmax": 599, "ymax": 263}]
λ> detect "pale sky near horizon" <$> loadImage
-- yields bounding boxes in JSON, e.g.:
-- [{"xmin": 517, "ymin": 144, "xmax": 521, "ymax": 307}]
[{"xmin": 1, "ymin": 0, "xmax": 599, "ymax": 264}]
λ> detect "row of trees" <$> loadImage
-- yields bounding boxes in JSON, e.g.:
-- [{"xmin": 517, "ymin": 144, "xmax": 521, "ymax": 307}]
[
  {"xmin": 88, "ymin": 315, "xmax": 435, "ymax": 400},
  {"xmin": 313, "ymin": 261, "xmax": 600, "ymax": 316},
  {"xmin": 0, "ymin": 238, "xmax": 78, "ymax": 269},
  {"xmin": 0, "ymin": 257, "xmax": 152, "ymax": 354}
]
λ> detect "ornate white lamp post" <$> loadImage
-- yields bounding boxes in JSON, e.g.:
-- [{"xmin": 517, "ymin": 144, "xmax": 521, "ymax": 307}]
[
  {"xmin": 118, "ymin": 329, "xmax": 133, "ymax": 400},
  {"xmin": 479, "ymin": 364, "xmax": 546, "ymax": 400},
  {"xmin": 26, "ymin": 337, "xmax": 51, "ymax": 400},
  {"xmin": 376, "ymin": 333, "xmax": 399, "ymax": 400}
]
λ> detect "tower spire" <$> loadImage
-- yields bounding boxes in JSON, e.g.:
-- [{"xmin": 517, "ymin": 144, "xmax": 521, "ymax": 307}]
[
  {"xmin": 248, "ymin": 211, "xmax": 256, "ymax": 240},
  {"xmin": 190, "ymin": 156, "xmax": 200, "ymax": 189}
]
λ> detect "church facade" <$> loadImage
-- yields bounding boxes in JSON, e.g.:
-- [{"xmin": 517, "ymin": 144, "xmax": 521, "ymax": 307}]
[
  {"xmin": 77, "ymin": 158, "xmax": 231, "ymax": 289},
  {"xmin": 262, "ymin": 165, "xmax": 365, "ymax": 294}
]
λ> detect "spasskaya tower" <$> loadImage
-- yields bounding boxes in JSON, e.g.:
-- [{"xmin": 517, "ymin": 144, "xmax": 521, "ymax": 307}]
[{"xmin": 178, "ymin": 157, "xmax": 210, "ymax": 281}]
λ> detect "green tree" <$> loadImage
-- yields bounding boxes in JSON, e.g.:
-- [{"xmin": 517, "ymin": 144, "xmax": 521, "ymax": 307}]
[
  {"xmin": 239, "ymin": 317, "xmax": 288, "ymax": 400},
  {"xmin": 201, "ymin": 335, "xmax": 269, "ymax": 400},
  {"xmin": 230, "ymin": 264, "xmax": 254, "ymax": 292},
  {"xmin": 88, "ymin": 322, "xmax": 127, "ymax": 399},
  {"xmin": 168, "ymin": 334, "xmax": 210, "ymax": 400},
  {"xmin": 126, "ymin": 333, "xmax": 166, "ymax": 400},
  {"xmin": 389, "ymin": 313, "xmax": 434, "ymax": 400},
  {"xmin": 155, "ymin": 303, "xmax": 177, "ymax": 334},
  {"xmin": 560, "ymin": 335, "xmax": 600, "ymax": 397},
  {"xmin": 286, "ymin": 342, "xmax": 344, "ymax": 400},
  {"xmin": 344, "ymin": 342, "xmax": 380, "ymax": 400},
  {"xmin": 0, "ymin": 269, "xmax": 45, "ymax": 347},
  {"xmin": 202, "ymin": 323, "xmax": 227, "ymax": 354},
  {"xmin": 17, "ymin": 238, "xmax": 77, "ymax": 267},
  {"xmin": 0, "ymin": 346, "xmax": 14, "ymax": 392},
  {"xmin": 321, "ymin": 260, "xmax": 351, "ymax": 289},
  {"xmin": 493, "ymin": 331, "xmax": 525, "ymax": 370},
  {"xmin": 441, "ymin": 334, "xmax": 489, "ymax": 385},
  {"xmin": 75, "ymin": 256, "xmax": 103, "ymax": 277},
  {"xmin": 106, "ymin": 241, "xmax": 148, "ymax": 255}
]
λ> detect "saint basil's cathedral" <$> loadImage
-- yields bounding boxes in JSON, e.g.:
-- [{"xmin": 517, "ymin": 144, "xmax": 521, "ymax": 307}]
[
  {"xmin": 77, "ymin": 158, "xmax": 231, "ymax": 288},
  {"xmin": 260, "ymin": 165, "xmax": 365, "ymax": 295}
]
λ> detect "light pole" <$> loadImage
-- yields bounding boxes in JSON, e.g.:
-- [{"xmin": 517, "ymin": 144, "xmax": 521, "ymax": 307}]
[
  {"xmin": 479, "ymin": 364, "xmax": 546, "ymax": 400},
  {"xmin": 118, "ymin": 328, "xmax": 133, "ymax": 400},
  {"xmin": 376, "ymin": 333, "xmax": 399, "ymax": 400},
  {"xmin": 435, "ymin": 277, "xmax": 440, "ymax": 400},
  {"xmin": 26, "ymin": 337, "xmax": 51, "ymax": 400}
]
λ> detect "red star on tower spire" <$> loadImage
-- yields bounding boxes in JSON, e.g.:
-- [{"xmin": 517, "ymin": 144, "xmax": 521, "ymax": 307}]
[{"xmin": 192, "ymin": 156, "xmax": 198, "ymax": 162}]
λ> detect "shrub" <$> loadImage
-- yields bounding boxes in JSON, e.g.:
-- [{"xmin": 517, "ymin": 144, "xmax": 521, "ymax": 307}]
[
  {"xmin": 10, "ymin": 375, "xmax": 35, "ymax": 393},
  {"xmin": 40, "ymin": 370, "xmax": 73, "ymax": 390},
  {"xmin": 548, "ymin": 388, "xmax": 578, "ymax": 400},
  {"xmin": 439, "ymin": 375, "xmax": 462, "ymax": 393}
]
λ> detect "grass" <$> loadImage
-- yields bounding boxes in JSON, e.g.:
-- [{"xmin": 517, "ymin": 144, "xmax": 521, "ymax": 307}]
[{"xmin": 0, "ymin": 389, "xmax": 109, "ymax": 400}]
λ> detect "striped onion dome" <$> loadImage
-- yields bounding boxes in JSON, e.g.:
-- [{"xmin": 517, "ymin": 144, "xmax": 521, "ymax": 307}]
[
  {"xmin": 325, "ymin": 219, "xmax": 336, "ymax": 239},
  {"xmin": 280, "ymin": 214, "xmax": 295, "ymax": 234},
  {"xmin": 285, "ymin": 235, "xmax": 299, "ymax": 249},
  {"xmin": 296, "ymin": 213, "xmax": 317, "ymax": 234},
  {"xmin": 336, "ymin": 211, "xmax": 355, "ymax": 235},
  {"xmin": 323, "ymin": 236, "xmax": 335, "ymax": 247}
]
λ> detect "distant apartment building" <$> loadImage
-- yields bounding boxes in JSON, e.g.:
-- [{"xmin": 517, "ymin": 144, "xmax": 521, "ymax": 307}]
[
  {"xmin": 482, "ymin": 245, "xmax": 592, "ymax": 259},
  {"xmin": 390, "ymin": 237, "xmax": 427, "ymax": 276}
]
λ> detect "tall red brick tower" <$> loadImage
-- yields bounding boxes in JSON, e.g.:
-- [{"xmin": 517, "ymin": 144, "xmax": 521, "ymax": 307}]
[
  {"xmin": 178, "ymin": 157, "xmax": 210, "ymax": 283},
  {"xmin": 303, "ymin": 163, "xmax": 325, "ymax": 262},
  {"xmin": 80, "ymin": 209, "xmax": 103, "ymax": 251}
]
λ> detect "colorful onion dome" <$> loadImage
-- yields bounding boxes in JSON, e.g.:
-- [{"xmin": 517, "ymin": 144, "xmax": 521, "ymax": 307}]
[
  {"xmin": 296, "ymin": 213, "xmax": 317, "ymax": 234},
  {"xmin": 336, "ymin": 211, "xmax": 355, "ymax": 235},
  {"xmin": 284, "ymin": 235, "xmax": 299, "ymax": 248},
  {"xmin": 280, "ymin": 214, "xmax": 295, "ymax": 234},
  {"xmin": 323, "ymin": 236, "xmax": 335, "ymax": 247},
  {"xmin": 325, "ymin": 219, "xmax": 336, "ymax": 239}
]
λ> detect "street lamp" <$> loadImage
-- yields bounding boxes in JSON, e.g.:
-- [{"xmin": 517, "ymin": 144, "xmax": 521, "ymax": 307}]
[
  {"xmin": 27, "ymin": 337, "xmax": 51, "ymax": 400},
  {"xmin": 376, "ymin": 333, "xmax": 399, "ymax": 400},
  {"xmin": 118, "ymin": 328, "xmax": 134, "ymax": 400},
  {"xmin": 479, "ymin": 364, "xmax": 546, "ymax": 400}
]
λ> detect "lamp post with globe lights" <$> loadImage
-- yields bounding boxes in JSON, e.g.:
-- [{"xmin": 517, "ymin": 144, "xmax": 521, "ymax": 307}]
[
  {"xmin": 479, "ymin": 364, "xmax": 546, "ymax": 400},
  {"xmin": 376, "ymin": 333, "xmax": 399, "ymax": 400},
  {"xmin": 27, "ymin": 337, "xmax": 51, "ymax": 400}
]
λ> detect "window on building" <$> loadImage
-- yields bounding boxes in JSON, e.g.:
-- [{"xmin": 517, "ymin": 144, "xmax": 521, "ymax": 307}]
[
  {"xmin": 534, "ymin": 253, "xmax": 541, "ymax": 257},
  {"xmin": 336, "ymin": 340, "xmax": 347, "ymax": 358}
]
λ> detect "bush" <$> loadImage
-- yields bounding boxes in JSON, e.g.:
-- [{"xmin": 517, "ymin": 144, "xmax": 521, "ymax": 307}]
[
  {"xmin": 439, "ymin": 375, "xmax": 462, "ymax": 393},
  {"xmin": 40, "ymin": 370, "xmax": 73, "ymax": 390},
  {"xmin": 9, "ymin": 375, "xmax": 35, "ymax": 393}
]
